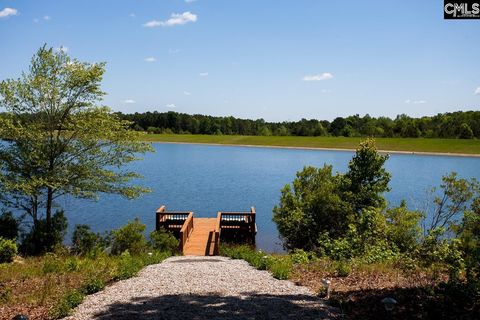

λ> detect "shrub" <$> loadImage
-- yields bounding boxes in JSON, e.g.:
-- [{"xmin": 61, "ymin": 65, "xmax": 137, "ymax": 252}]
[
  {"xmin": 111, "ymin": 218, "xmax": 147, "ymax": 255},
  {"xmin": 82, "ymin": 278, "xmax": 105, "ymax": 294},
  {"xmin": 385, "ymin": 201, "xmax": 422, "ymax": 253},
  {"xmin": 269, "ymin": 258, "xmax": 292, "ymax": 280},
  {"xmin": 0, "ymin": 283, "xmax": 12, "ymax": 303},
  {"xmin": 335, "ymin": 260, "xmax": 352, "ymax": 277},
  {"xmin": 143, "ymin": 250, "xmax": 171, "ymax": 265},
  {"xmin": 113, "ymin": 250, "xmax": 143, "ymax": 280},
  {"xmin": 72, "ymin": 224, "xmax": 104, "ymax": 255},
  {"xmin": 221, "ymin": 245, "xmax": 291, "ymax": 279},
  {"xmin": 42, "ymin": 253, "xmax": 62, "ymax": 274},
  {"xmin": 20, "ymin": 210, "xmax": 68, "ymax": 255},
  {"xmin": 149, "ymin": 228, "xmax": 179, "ymax": 253},
  {"xmin": 0, "ymin": 237, "xmax": 17, "ymax": 263},
  {"xmin": 273, "ymin": 165, "xmax": 351, "ymax": 251},
  {"xmin": 290, "ymin": 249, "xmax": 315, "ymax": 264},
  {"xmin": 0, "ymin": 211, "xmax": 19, "ymax": 240},
  {"xmin": 51, "ymin": 290, "xmax": 84, "ymax": 319},
  {"xmin": 273, "ymin": 139, "xmax": 391, "ymax": 253},
  {"xmin": 64, "ymin": 256, "xmax": 80, "ymax": 272}
]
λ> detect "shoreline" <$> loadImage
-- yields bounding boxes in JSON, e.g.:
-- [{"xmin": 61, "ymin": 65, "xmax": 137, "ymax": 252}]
[{"xmin": 150, "ymin": 140, "xmax": 480, "ymax": 158}]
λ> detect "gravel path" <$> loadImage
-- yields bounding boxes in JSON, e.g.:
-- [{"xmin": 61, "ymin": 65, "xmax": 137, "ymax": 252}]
[{"xmin": 66, "ymin": 256, "xmax": 336, "ymax": 319}]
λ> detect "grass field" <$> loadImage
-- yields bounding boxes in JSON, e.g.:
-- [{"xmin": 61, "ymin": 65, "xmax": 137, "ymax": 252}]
[{"xmin": 141, "ymin": 134, "xmax": 480, "ymax": 155}]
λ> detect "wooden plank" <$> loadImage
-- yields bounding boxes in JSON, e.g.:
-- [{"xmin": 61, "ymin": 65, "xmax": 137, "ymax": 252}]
[{"xmin": 183, "ymin": 218, "xmax": 216, "ymax": 256}]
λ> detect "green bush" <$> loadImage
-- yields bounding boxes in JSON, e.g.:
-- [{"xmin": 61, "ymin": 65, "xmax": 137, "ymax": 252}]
[
  {"xmin": 385, "ymin": 201, "xmax": 422, "ymax": 253},
  {"xmin": 269, "ymin": 258, "xmax": 292, "ymax": 280},
  {"xmin": 51, "ymin": 290, "xmax": 84, "ymax": 319},
  {"xmin": 42, "ymin": 253, "xmax": 62, "ymax": 274},
  {"xmin": 64, "ymin": 256, "xmax": 80, "ymax": 272},
  {"xmin": 0, "ymin": 237, "xmax": 17, "ymax": 263},
  {"xmin": 220, "ymin": 245, "xmax": 291, "ymax": 279},
  {"xmin": 273, "ymin": 139, "xmax": 391, "ymax": 253},
  {"xmin": 0, "ymin": 211, "xmax": 19, "ymax": 240},
  {"xmin": 149, "ymin": 228, "xmax": 179, "ymax": 253},
  {"xmin": 335, "ymin": 260, "xmax": 352, "ymax": 277},
  {"xmin": 111, "ymin": 219, "xmax": 147, "ymax": 255},
  {"xmin": 0, "ymin": 283, "xmax": 12, "ymax": 303},
  {"xmin": 82, "ymin": 278, "xmax": 105, "ymax": 294},
  {"xmin": 113, "ymin": 250, "xmax": 143, "ymax": 280},
  {"xmin": 290, "ymin": 249, "xmax": 315, "ymax": 264},
  {"xmin": 20, "ymin": 210, "xmax": 68, "ymax": 255},
  {"xmin": 72, "ymin": 224, "xmax": 104, "ymax": 255},
  {"xmin": 142, "ymin": 250, "xmax": 171, "ymax": 265}
]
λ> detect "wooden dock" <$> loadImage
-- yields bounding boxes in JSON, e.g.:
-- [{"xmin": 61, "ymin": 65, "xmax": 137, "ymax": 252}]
[{"xmin": 156, "ymin": 206, "xmax": 257, "ymax": 256}]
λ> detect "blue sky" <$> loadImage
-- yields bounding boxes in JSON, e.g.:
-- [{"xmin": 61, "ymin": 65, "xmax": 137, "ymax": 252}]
[{"xmin": 0, "ymin": 0, "xmax": 479, "ymax": 121}]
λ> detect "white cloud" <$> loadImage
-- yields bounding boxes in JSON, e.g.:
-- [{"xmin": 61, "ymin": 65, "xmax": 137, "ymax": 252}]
[
  {"xmin": 145, "ymin": 57, "xmax": 156, "ymax": 62},
  {"xmin": 169, "ymin": 48, "xmax": 181, "ymax": 54},
  {"xmin": 55, "ymin": 46, "xmax": 68, "ymax": 53},
  {"xmin": 165, "ymin": 103, "xmax": 177, "ymax": 109},
  {"xmin": 123, "ymin": 99, "xmax": 136, "ymax": 104},
  {"xmin": 183, "ymin": 91, "xmax": 191, "ymax": 96},
  {"xmin": 143, "ymin": 11, "xmax": 197, "ymax": 28},
  {"xmin": 0, "ymin": 7, "xmax": 18, "ymax": 18},
  {"xmin": 43, "ymin": 15, "xmax": 51, "ymax": 21},
  {"xmin": 475, "ymin": 87, "xmax": 480, "ymax": 95},
  {"xmin": 129, "ymin": 13, "xmax": 136, "ymax": 18},
  {"xmin": 143, "ymin": 20, "xmax": 161, "ymax": 28},
  {"xmin": 405, "ymin": 99, "xmax": 427, "ymax": 104},
  {"xmin": 302, "ymin": 72, "xmax": 333, "ymax": 81},
  {"xmin": 199, "ymin": 72, "xmax": 209, "ymax": 77},
  {"xmin": 185, "ymin": 0, "xmax": 197, "ymax": 3}
]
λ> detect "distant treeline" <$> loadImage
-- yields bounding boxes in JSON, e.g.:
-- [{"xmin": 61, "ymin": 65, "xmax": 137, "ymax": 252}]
[{"xmin": 117, "ymin": 110, "xmax": 480, "ymax": 139}]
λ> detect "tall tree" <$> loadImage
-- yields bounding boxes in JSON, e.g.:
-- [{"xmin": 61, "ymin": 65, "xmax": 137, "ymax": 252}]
[
  {"xmin": 344, "ymin": 139, "xmax": 391, "ymax": 212},
  {"xmin": 0, "ymin": 46, "xmax": 153, "ymax": 247}
]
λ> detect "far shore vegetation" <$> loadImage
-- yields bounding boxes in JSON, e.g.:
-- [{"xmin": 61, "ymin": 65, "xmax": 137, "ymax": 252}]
[{"xmin": 142, "ymin": 133, "xmax": 480, "ymax": 155}]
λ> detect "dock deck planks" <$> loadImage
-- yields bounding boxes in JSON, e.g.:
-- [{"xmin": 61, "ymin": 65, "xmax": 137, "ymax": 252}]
[{"xmin": 183, "ymin": 218, "xmax": 217, "ymax": 256}]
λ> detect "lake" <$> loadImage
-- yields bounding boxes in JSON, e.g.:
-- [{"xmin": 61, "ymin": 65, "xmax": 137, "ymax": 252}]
[{"xmin": 59, "ymin": 143, "xmax": 480, "ymax": 252}]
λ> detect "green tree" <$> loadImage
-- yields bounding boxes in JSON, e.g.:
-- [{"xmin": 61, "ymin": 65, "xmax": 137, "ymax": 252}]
[
  {"xmin": 273, "ymin": 139, "xmax": 391, "ymax": 252},
  {"xmin": 343, "ymin": 139, "xmax": 391, "ymax": 213},
  {"xmin": 273, "ymin": 165, "xmax": 351, "ymax": 251},
  {"xmin": 427, "ymin": 172, "xmax": 478, "ymax": 233},
  {"xmin": 0, "ymin": 46, "xmax": 152, "ymax": 249},
  {"xmin": 458, "ymin": 123, "xmax": 474, "ymax": 139},
  {"xmin": 111, "ymin": 218, "xmax": 147, "ymax": 255}
]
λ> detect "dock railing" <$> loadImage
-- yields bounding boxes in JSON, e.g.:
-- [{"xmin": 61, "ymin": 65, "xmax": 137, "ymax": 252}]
[
  {"xmin": 156, "ymin": 205, "xmax": 195, "ymax": 251},
  {"xmin": 219, "ymin": 207, "xmax": 256, "ymax": 233},
  {"xmin": 213, "ymin": 212, "xmax": 222, "ymax": 255},
  {"xmin": 179, "ymin": 212, "xmax": 194, "ymax": 252}
]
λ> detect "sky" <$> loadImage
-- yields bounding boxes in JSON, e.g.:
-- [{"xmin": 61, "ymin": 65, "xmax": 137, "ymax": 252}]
[{"xmin": 0, "ymin": 0, "xmax": 479, "ymax": 122}]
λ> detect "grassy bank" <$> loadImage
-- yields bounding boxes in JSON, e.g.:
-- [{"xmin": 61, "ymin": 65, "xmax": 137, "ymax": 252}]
[
  {"xmin": 142, "ymin": 134, "xmax": 480, "ymax": 155},
  {"xmin": 0, "ymin": 250, "xmax": 171, "ymax": 320}
]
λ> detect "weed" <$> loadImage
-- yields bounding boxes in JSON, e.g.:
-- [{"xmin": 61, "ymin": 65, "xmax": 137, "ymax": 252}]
[
  {"xmin": 51, "ymin": 290, "xmax": 84, "ymax": 319},
  {"xmin": 82, "ymin": 278, "xmax": 105, "ymax": 294}
]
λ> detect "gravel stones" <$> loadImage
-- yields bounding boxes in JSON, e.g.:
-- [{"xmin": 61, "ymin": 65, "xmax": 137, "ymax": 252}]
[{"xmin": 66, "ymin": 256, "xmax": 335, "ymax": 319}]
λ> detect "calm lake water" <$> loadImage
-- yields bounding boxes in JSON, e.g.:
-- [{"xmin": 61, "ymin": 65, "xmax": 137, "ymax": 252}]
[{"xmin": 59, "ymin": 143, "xmax": 480, "ymax": 252}]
